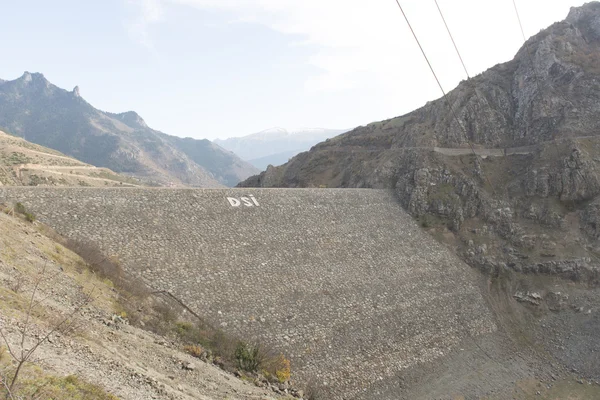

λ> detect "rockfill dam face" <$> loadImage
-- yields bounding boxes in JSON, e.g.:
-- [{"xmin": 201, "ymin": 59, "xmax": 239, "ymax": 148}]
[{"xmin": 0, "ymin": 187, "xmax": 495, "ymax": 398}]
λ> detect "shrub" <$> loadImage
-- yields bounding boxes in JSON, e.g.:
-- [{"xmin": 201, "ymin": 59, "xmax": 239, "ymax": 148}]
[
  {"xmin": 42, "ymin": 235, "xmax": 293, "ymax": 384},
  {"xmin": 209, "ymin": 330, "xmax": 237, "ymax": 367},
  {"xmin": 258, "ymin": 351, "xmax": 292, "ymax": 383},
  {"xmin": 184, "ymin": 344, "xmax": 203, "ymax": 358},
  {"xmin": 0, "ymin": 263, "xmax": 95, "ymax": 398},
  {"xmin": 14, "ymin": 202, "xmax": 26, "ymax": 214},
  {"xmin": 271, "ymin": 353, "xmax": 291, "ymax": 383},
  {"xmin": 175, "ymin": 321, "xmax": 194, "ymax": 338},
  {"xmin": 61, "ymin": 239, "xmax": 147, "ymax": 298},
  {"xmin": 13, "ymin": 202, "xmax": 35, "ymax": 223},
  {"xmin": 235, "ymin": 342, "xmax": 260, "ymax": 372},
  {"xmin": 24, "ymin": 212, "xmax": 36, "ymax": 223},
  {"xmin": 140, "ymin": 299, "xmax": 179, "ymax": 335}
]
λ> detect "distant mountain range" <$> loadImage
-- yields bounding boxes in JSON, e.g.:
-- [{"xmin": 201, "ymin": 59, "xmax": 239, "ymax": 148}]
[
  {"xmin": 214, "ymin": 127, "xmax": 348, "ymax": 169},
  {"xmin": 0, "ymin": 72, "xmax": 258, "ymax": 187}
]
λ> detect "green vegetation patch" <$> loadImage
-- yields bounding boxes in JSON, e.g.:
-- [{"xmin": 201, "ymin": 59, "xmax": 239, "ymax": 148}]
[
  {"xmin": 1, "ymin": 152, "xmax": 32, "ymax": 165},
  {"xmin": 429, "ymin": 183, "xmax": 457, "ymax": 202},
  {"xmin": 418, "ymin": 213, "xmax": 451, "ymax": 229},
  {"xmin": 13, "ymin": 202, "xmax": 35, "ymax": 222}
]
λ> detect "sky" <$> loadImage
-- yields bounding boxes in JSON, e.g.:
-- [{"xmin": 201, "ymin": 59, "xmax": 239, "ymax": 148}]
[{"xmin": 0, "ymin": 0, "xmax": 589, "ymax": 140}]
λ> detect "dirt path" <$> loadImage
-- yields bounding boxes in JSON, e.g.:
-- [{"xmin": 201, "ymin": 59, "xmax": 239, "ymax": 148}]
[
  {"xmin": 15, "ymin": 147, "xmax": 78, "ymax": 162},
  {"xmin": 16, "ymin": 164, "xmax": 101, "ymax": 170},
  {"xmin": 320, "ymin": 135, "xmax": 600, "ymax": 157},
  {"xmin": 12, "ymin": 164, "xmax": 141, "ymax": 186}
]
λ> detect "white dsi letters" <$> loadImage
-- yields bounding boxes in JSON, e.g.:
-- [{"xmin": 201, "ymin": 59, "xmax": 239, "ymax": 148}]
[
  {"xmin": 227, "ymin": 197, "xmax": 241, "ymax": 207},
  {"xmin": 227, "ymin": 194, "xmax": 260, "ymax": 207}
]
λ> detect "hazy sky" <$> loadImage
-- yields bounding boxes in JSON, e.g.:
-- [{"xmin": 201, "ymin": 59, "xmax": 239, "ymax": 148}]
[{"xmin": 0, "ymin": 0, "xmax": 588, "ymax": 139}]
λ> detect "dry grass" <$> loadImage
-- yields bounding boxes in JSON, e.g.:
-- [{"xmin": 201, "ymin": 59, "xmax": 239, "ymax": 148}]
[
  {"xmin": 183, "ymin": 344, "xmax": 203, "ymax": 358},
  {"xmin": 1, "ymin": 348, "xmax": 117, "ymax": 400}
]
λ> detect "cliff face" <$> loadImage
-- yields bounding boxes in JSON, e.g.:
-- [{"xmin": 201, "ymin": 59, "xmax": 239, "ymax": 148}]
[{"xmin": 240, "ymin": 2, "xmax": 600, "ymax": 280}]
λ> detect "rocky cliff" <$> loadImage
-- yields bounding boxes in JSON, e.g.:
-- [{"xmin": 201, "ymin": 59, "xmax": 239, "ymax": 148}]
[{"xmin": 240, "ymin": 2, "xmax": 600, "ymax": 281}]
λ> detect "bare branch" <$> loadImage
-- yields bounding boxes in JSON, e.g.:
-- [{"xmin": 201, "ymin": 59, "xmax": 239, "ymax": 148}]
[
  {"xmin": 151, "ymin": 290, "xmax": 204, "ymax": 321},
  {"xmin": 0, "ymin": 328, "xmax": 17, "ymax": 362},
  {"xmin": 21, "ymin": 262, "xmax": 48, "ymax": 357},
  {"xmin": 22, "ymin": 287, "xmax": 96, "ymax": 364}
]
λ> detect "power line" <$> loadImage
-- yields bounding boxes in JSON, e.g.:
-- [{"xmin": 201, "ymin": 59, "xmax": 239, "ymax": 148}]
[
  {"xmin": 393, "ymin": 0, "xmax": 446, "ymax": 101},
  {"xmin": 391, "ymin": 0, "xmax": 555, "ymax": 373},
  {"xmin": 433, "ymin": 0, "xmax": 507, "ymax": 142},
  {"xmin": 392, "ymin": 1, "xmax": 558, "ymax": 372},
  {"xmin": 434, "ymin": 0, "xmax": 470, "ymax": 78},
  {"xmin": 511, "ymin": 0, "xmax": 528, "ymax": 43},
  {"xmin": 392, "ymin": 0, "xmax": 471, "ymax": 147},
  {"xmin": 392, "ymin": 0, "xmax": 496, "ymax": 194}
]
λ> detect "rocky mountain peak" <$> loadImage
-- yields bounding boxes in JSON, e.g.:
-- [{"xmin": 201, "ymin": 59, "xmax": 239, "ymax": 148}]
[
  {"xmin": 566, "ymin": 1, "xmax": 600, "ymax": 25},
  {"xmin": 72, "ymin": 85, "xmax": 81, "ymax": 97},
  {"xmin": 18, "ymin": 71, "xmax": 48, "ymax": 84},
  {"xmin": 21, "ymin": 71, "xmax": 33, "ymax": 83},
  {"xmin": 12, "ymin": 72, "xmax": 54, "ymax": 94},
  {"xmin": 114, "ymin": 111, "xmax": 148, "ymax": 129}
]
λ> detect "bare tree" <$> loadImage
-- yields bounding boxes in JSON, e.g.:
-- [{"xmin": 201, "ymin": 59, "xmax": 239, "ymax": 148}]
[{"xmin": 0, "ymin": 262, "xmax": 94, "ymax": 398}]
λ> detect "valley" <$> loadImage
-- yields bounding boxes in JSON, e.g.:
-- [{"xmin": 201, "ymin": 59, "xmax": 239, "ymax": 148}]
[{"xmin": 1, "ymin": 2, "xmax": 600, "ymax": 399}]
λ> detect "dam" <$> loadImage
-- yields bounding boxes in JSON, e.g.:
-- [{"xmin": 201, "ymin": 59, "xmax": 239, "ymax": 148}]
[{"xmin": 0, "ymin": 187, "xmax": 496, "ymax": 398}]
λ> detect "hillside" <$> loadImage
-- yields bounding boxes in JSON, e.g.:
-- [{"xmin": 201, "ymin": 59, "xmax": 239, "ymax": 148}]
[
  {"xmin": 215, "ymin": 127, "xmax": 347, "ymax": 168},
  {"xmin": 0, "ymin": 204, "xmax": 296, "ymax": 400},
  {"xmin": 241, "ymin": 3, "xmax": 600, "ymax": 281},
  {"xmin": 0, "ymin": 75, "xmax": 258, "ymax": 187},
  {"xmin": 0, "ymin": 130, "xmax": 141, "ymax": 187}
]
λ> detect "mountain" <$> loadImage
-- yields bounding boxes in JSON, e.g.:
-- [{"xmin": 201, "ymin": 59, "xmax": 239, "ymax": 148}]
[
  {"xmin": 241, "ymin": 3, "xmax": 600, "ymax": 283},
  {"xmin": 215, "ymin": 127, "xmax": 348, "ymax": 167},
  {"xmin": 247, "ymin": 149, "xmax": 300, "ymax": 170},
  {"xmin": 0, "ymin": 129, "xmax": 141, "ymax": 187},
  {"xmin": 0, "ymin": 73, "xmax": 258, "ymax": 187}
]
